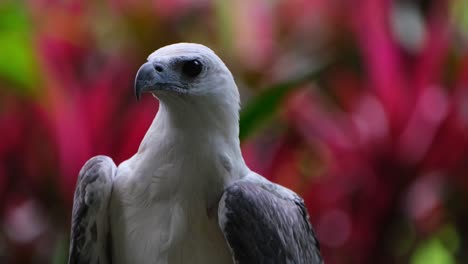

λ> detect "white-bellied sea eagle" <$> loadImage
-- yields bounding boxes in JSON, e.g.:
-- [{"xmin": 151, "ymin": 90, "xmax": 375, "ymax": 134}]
[{"xmin": 68, "ymin": 43, "xmax": 323, "ymax": 264}]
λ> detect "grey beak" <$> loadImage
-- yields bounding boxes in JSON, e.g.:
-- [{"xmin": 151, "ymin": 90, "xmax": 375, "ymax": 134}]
[{"xmin": 134, "ymin": 62, "xmax": 156, "ymax": 101}]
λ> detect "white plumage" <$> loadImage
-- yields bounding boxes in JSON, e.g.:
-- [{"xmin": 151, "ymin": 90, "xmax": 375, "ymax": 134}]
[{"xmin": 68, "ymin": 43, "xmax": 322, "ymax": 264}]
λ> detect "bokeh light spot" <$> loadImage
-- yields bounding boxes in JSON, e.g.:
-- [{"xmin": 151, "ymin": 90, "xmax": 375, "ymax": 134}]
[{"xmin": 316, "ymin": 208, "xmax": 351, "ymax": 248}]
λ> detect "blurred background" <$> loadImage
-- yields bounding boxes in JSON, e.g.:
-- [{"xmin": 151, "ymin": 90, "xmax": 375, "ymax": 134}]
[{"xmin": 0, "ymin": 0, "xmax": 467, "ymax": 263}]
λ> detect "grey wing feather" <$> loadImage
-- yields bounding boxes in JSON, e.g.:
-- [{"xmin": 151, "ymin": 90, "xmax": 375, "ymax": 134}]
[
  {"xmin": 68, "ymin": 156, "xmax": 116, "ymax": 264},
  {"xmin": 218, "ymin": 180, "xmax": 323, "ymax": 264}
]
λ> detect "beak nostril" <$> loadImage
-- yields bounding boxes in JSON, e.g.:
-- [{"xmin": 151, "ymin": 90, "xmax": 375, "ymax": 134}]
[{"xmin": 154, "ymin": 64, "xmax": 163, "ymax": 72}]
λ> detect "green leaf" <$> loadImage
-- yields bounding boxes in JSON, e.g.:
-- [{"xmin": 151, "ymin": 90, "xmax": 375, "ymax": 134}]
[
  {"xmin": 239, "ymin": 63, "xmax": 330, "ymax": 140},
  {"xmin": 411, "ymin": 238, "xmax": 455, "ymax": 264},
  {"xmin": 52, "ymin": 233, "xmax": 69, "ymax": 264},
  {"xmin": 0, "ymin": 1, "xmax": 39, "ymax": 93},
  {"xmin": 214, "ymin": 0, "xmax": 235, "ymax": 53},
  {"xmin": 451, "ymin": 0, "xmax": 468, "ymax": 35}
]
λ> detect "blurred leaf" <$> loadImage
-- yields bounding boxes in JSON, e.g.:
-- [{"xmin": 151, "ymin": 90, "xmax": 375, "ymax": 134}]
[
  {"xmin": 215, "ymin": 0, "xmax": 234, "ymax": 52},
  {"xmin": 437, "ymin": 224, "xmax": 460, "ymax": 253},
  {"xmin": 239, "ymin": 62, "xmax": 330, "ymax": 140},
  {"xmin": 451, "ymin": 0, "xmax": 468, "ymax": 34},
  {"xmin": 411, "ymin": 238, "xmax": 455, "ymax": 264},
  {"xmin": 52, "ymin": 233, "xmax": 68, "ymax": 264},
  {"xmin": 0, "ymin": 1, "xmax": 38, "ymax": 93}
]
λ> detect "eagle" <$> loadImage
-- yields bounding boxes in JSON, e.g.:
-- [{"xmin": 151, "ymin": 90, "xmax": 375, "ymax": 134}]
[{"xmin": 68, "ymin": 43, "xmax": 323, "ymax": 264}]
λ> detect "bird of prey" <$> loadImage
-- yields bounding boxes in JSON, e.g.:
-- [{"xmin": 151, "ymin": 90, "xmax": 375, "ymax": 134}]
[{"xmin": 68, "ymin": 43, "xmax": 323, "ymax": 264}]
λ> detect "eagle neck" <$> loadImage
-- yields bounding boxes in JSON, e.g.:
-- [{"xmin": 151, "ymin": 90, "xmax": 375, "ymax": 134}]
[
  {"xmin": 134, "ymin": 100, "xmax": 247, "ymax": 209},
  {"xmin": 137, "ymin": 99, "xmax": 246, "ymax": 180}
]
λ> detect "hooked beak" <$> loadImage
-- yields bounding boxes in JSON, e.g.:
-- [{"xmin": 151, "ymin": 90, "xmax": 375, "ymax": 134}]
[{"xmin": 134, "ymin": 62, "xmax": 157, "ymax": 101}]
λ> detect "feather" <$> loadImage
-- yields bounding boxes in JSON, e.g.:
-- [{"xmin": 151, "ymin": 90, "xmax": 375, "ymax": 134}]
[
  {"xmin": 68, "ymin": 156, "xmax": 116, "ymax": 264},
  {"xmin": 219, "ymin": 173, "xmax": 323, "ymax": 264}
]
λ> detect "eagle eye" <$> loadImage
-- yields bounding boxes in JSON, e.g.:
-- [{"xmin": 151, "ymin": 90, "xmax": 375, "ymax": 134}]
[{"xmin": 182, "ymin": 59, "xmax": 203, "ymax": 77}]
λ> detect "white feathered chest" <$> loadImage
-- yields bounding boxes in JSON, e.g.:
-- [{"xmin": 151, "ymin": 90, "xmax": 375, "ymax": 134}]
[{"xmin": 109, "ymin": 133, "xmax": 235, "ymax": 264}]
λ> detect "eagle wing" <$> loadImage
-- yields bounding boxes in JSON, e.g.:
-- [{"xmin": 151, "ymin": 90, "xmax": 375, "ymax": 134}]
[
  {"xmin": 68, "ymin": 156, "xmax": 116, "ymax": 264},
  {"xmin": 218, "ymin": 175, "xmax": 323, "ymax": 264}
]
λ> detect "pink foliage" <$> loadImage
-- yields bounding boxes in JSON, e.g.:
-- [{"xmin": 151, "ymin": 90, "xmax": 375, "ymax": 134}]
[{"xmin": 0, "ymin": 0, "xmax": 467, "ymax": 263}]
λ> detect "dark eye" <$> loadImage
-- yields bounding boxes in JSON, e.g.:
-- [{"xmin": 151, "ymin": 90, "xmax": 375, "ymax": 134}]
[{"xmin": 182, "ymin": 60, "xmax": 203, "ymax": 77}]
